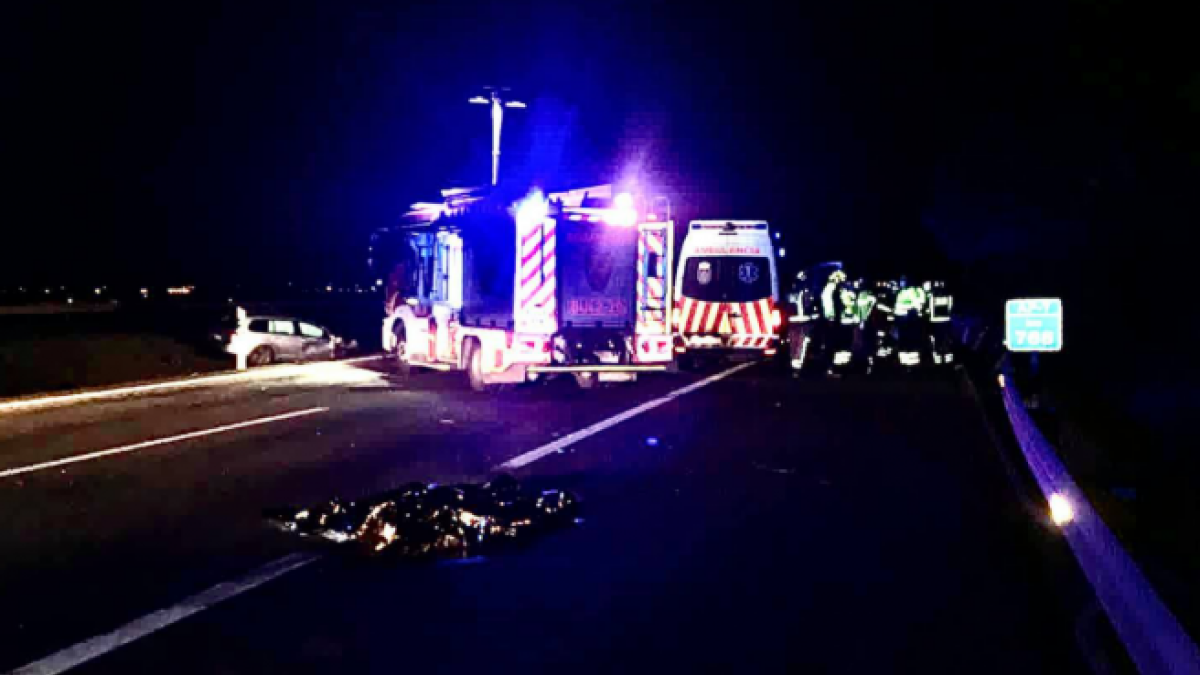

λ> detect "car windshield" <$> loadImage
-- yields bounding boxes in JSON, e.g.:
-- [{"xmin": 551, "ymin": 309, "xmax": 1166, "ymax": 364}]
[{"xmin": 681, "ymin": 256, "xmax": 772, "ymax": 302}]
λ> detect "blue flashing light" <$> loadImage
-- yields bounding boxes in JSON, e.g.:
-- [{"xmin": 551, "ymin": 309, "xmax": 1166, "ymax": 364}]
[{"xmin": 515, "ymin": 190, "xmax": 548, "ymax": 230}]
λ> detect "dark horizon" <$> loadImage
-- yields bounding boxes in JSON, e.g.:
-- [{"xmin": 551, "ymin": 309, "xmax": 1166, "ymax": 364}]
[{"xmin": 6, "ymin": 0, "xmax": 1198, "ymax": 302}]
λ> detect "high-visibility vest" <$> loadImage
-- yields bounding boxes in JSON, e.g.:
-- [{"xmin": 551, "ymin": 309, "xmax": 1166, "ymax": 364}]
[
  {"xmin": 895, "ymin": 287, "xmax": 926, "ymax": 317},
  {"xmin": 930, "ymin": 293, "xmax": 953, "ymax": 322},
  {"xmin": 821, "ymin": 283, "xmax": 838, "ymax": 320}
]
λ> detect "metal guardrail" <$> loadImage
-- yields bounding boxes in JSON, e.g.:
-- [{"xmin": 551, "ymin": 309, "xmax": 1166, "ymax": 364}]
[{"xmin": 992, "ymin": 355, "xmax": 1200, "ymax": 674}]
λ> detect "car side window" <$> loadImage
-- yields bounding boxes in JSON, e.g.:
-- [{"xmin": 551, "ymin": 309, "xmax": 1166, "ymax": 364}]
[
  {"xmin": 248, "ymin": 319, "xmax": 269, "ymax": 333},
  {"xmin": 298, "ymin": 322, "xmax": 324, "ymax": 338},
  {"xmin": 268, "ymin": 320, "xmax": 296, "ymax": 335}
]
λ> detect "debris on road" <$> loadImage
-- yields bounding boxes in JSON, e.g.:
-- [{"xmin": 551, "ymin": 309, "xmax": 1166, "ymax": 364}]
[{"xmin": 265, "ymin": 475, "xmax": 580, "ymax": 557}]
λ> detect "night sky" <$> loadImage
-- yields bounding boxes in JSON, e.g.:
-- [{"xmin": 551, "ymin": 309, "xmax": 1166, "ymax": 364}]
[{"xmin": 7, "ymin": 0, "xmax": 1198, "ymax": 316}]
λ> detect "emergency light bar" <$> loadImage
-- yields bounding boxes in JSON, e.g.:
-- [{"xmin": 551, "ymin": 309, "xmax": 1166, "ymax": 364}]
[
  {"xmin": 689, "ymin": 221, "xmax": 768, "ymax": 230},
  {"xmin": 556, "ymin": 196, "xmax": 639, "ymax": 226}
]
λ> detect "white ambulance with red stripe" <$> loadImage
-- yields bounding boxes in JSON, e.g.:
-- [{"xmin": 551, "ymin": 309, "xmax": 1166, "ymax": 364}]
[
  {"xmin": 375, "ymin": 184, "xmax": 674, "ymax": 390},
  {"xmin": 673, "ymin": 220, "xmax": 781, "ymax": 361}
]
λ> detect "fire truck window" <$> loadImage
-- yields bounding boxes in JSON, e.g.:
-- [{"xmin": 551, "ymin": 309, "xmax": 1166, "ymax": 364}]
[
  {"xmin": 647, "ymin": 251, "xmax": 662, "ymax": 278},
  {"xmin": 447, "ymin": 236, "xmax": 463, "ymax": 308},
  {"xmin": 386, "ymin": 241, "xmax": 419, "ymax": 299},
  {"xmin": 419, "ymin": 248, "xmax": 435, "ymax": 299}
]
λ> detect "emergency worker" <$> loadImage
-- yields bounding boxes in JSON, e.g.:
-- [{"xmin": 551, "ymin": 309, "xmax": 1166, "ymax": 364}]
[{"xmin": 822, "ymin": 270, "xmax": 847, "ymax": 320}]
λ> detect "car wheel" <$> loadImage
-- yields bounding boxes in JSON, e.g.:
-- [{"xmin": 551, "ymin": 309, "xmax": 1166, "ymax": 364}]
[
  {"xmin": 393, "ymin": 325, "xmax": 411, "ymax": 376},
  {"xmin": 466, "ymin": 339, "xmax": 490, "ymax": 392},
  {"xmin": 248, "ymin": 346, "xmax": 274, "ymax": 367}
]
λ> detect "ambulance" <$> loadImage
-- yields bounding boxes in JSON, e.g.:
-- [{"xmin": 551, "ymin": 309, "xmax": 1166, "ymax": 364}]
[{"xmin": 673, "ymin": 220, "xmax": 782, "ymax": 362}]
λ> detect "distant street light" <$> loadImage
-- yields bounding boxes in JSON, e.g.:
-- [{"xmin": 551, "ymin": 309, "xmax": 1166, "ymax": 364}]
[{"xmin": 469, "ymin": 88, "xmax": 527, "ymax": 186}]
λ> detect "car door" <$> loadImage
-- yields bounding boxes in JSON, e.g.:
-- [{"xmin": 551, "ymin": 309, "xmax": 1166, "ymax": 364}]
[
  {"xmin": 267, "ymin": 319, "xmax": 302, "ymax": 360},
  {"xmin": 297, "ymin": 321, "xmax": 333, "ymax": 360}
]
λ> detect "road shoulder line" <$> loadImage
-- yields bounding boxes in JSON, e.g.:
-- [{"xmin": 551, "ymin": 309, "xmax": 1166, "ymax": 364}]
[{"xmin": 0, "ymin": 356, "xmax": 381, "ymax": 416}]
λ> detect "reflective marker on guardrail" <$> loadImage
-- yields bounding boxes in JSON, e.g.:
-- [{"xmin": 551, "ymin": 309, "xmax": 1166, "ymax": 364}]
[{"xmin": 999, "ymin": 376, "xmax": 1200, "ymax": 675}]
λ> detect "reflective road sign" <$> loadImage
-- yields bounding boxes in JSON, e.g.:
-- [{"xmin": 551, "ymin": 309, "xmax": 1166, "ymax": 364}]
[{"xmin": 1005, "ymin": 298, "xmax": 1063, "ymax": 352}]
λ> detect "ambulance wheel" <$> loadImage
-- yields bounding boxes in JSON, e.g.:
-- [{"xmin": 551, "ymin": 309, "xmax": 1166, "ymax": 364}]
[
  {"xmin": 392, "ymin": 325, "xmax": 410, "ymax": 377},
  {"xmin": 466, "ymin": 339, "xmax": 490, "ymax": 392},
  {"xmin": 574, "ymin": 372, "xmax": 597, "ymax": 389}
]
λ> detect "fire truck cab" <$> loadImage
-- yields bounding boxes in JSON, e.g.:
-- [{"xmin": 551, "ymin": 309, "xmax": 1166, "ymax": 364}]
[
  {"xmin": 673, "ymin": 220, "xmax": 781, "ymax": 363},
  {"xmin": 376, "ymin": 188, "xmax": 556, "ymax": 391}
]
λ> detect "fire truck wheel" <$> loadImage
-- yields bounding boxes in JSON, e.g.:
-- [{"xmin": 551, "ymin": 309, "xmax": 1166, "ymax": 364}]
[
  {"xmin": 466, "ymin": 339, "xmax": 489, "ymax": 392},
  {"xmin": 392, "ymin": 324, "xmax": 410, "ymax": 376}
]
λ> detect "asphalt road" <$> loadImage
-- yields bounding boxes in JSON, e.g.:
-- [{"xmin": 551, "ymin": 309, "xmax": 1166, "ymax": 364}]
[{"xmin": 1, "ymin": 358, "xmax": 1096, "ymax": 673}]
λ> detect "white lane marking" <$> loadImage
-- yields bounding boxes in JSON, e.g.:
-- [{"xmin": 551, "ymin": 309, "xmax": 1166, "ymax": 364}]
[
  {"xmin": 0, "ymin": 356, "xmax": 382, "ymax": 415},
  {"xmin": 4, "ymin": 361, "xmax": 754, "ymax": 673},
  {"xmin": 8, "ymin": 552, "xmax": 320, "ymax": 675},
  {"xmin": 0, "ymin": 407, "xmax": 329, "ymax": 478},
  {"xmin": 496, "ymin": 361, "xmax": 756, "ymax": 471}
]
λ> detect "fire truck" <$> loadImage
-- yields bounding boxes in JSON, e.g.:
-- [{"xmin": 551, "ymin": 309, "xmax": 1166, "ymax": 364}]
[
  {"xmin": 372, "ymin": 184, "xmax": 675, "ymax": 391},
  {"xmin": 673, "ymin": 220, "xmax": 782, "ymax": 365}
]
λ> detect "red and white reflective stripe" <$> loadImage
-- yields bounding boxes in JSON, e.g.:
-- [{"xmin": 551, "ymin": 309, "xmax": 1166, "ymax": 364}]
[
  {"xmin": 637, "ymin": 228, "xmax": 668, "ymax": 333},
  {"xmin": 532, "ymin": 222, "xmax": 557, "ymax": 308},
  {"xmin": 686, "ymin": 300, "xmax": 703, "ymax": 333},
  {"xmin": 679, "ymin": 299, "xmax": 776, "ymax": 338},
  {"xmin": 518, "ymin": 219, "xmax": 556, "ymax": 323},
  {"xmin": 730, "ymin": 303, "xmax": 747, "ymax": 334},
  {"xmin": 724, "ymin": 335, "xmax": 774, "ymax": 348}
]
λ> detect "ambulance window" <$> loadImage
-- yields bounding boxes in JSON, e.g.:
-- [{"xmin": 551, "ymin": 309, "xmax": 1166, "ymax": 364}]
[{"xmin": 683, "ymin": 257, "xmax": 772, "ymax": 302}]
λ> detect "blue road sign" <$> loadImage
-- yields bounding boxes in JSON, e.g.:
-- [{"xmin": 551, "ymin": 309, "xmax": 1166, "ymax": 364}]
[{"xmin": 1005, "ymin": 298, "xmax": 1063, "ymax": 352}]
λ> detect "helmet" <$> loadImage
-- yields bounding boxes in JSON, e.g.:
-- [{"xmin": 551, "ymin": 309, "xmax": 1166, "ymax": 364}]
[{"xmin": 829, "ymin": 270, "xmax": 847, "ymax": 284}]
